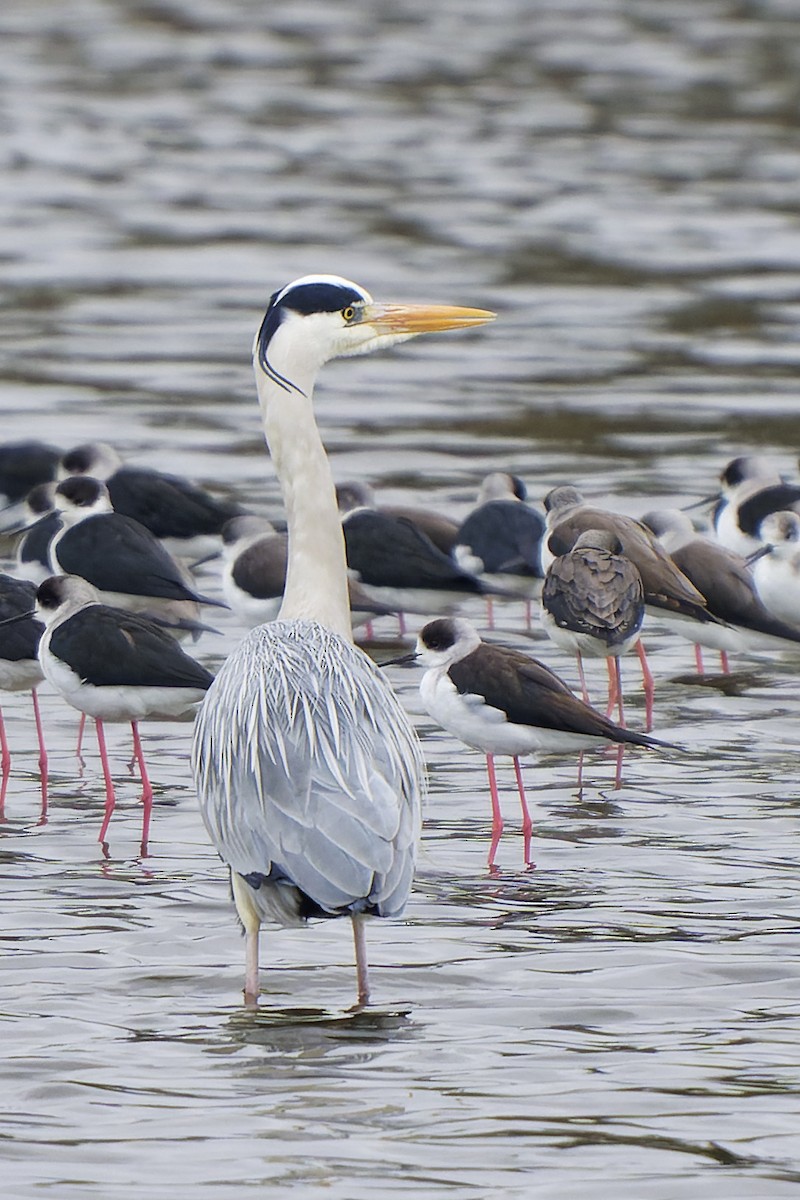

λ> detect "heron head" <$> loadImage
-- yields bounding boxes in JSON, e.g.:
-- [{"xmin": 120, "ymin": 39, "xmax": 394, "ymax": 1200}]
[{"xmin": 254, "ymin": 274, "xmax": 495, "ymax": 396}]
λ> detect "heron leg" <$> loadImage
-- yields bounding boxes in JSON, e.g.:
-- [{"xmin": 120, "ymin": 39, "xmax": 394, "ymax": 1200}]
[
  {"xmin": 95, "ymin": 720, "xmax": 117, "ymax": 849},
  {"xmin": 636, "ymin": 640, "xmax": 654, "ymax": 732},
  {"xmin": 244, "ymin": 926, "xmax": 260, "ymax": 1007},
  {"xmin": 31, "ymin": 688, "xmax": 48, "ymax": 820},
  {"xmin": 231, "ymin": 873, "xmax": 261, "ymax": 1006},
  {"xmin": 486, "ymin": 753, "xmax": 503, "ymax": 870},
  {"xmin": 512, "ymin": 755, "xmax": 534, "ymax": 869},
  {"xmin": 352, "ymin": 913, "xmax": 370, "ymax": 1008},
  {"xmin": 129, "ymin": 720, "xmax": 153, "ymax": 857}
]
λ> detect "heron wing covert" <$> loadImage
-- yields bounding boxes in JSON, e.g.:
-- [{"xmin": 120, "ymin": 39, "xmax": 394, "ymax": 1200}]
[{"xmin": 192, "ymin": 620, "xmax": 423, "ymax": 918}]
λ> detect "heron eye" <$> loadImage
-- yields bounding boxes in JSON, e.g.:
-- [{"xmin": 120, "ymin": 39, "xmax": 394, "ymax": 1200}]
[{"xmin": 342, "ymin": 306, "xmax": 356, "ymax": 322}]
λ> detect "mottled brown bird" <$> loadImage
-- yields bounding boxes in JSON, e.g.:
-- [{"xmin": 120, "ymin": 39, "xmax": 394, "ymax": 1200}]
[
  {"xmin": 541, "ymin": 487, "xmax": 723, "ymax": 730},
  {"xmin": 542, "ymin": 529, "xmax": 644, "ymax": 725},
  {"xmin": 543, "ymin": 487, "xmax": 715, "ymax": 623}
]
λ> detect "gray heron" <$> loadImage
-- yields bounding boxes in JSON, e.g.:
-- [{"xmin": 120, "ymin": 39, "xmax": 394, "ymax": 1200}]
[{"xmin": 191, "ymin": 273, "xmax": 495, "ymax": 1007}]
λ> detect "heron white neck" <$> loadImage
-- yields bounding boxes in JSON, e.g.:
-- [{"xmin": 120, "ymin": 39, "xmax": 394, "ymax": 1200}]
[{"xmin": 255, "ymin": 364, "xmax": 352, "ymax": 641}]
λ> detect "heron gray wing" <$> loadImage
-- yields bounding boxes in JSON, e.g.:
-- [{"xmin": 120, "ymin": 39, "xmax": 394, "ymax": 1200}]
[{"xmin": 192, "ymin": 620, "xmax": 423, "ymax": 918}]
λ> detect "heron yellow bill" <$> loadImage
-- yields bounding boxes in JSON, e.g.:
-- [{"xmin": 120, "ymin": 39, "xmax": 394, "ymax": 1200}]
[{"xmin": 361, "ymin": 302, "xmax": 496, "ymax": 334}]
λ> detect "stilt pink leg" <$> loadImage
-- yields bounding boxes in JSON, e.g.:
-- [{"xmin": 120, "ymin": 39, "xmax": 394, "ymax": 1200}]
[
  {"xmin": 351, "ymin": 913, "xmax": 370, "ymax": 1008},
  {"xmin": 364, "ymin": 620, "xmax": 374, "ymax": 641},
  {"xmin": 95, "ymin": 720, "xmax": 117, "ymax": 849},
  {"xmin": 524, "ymin": 598, "xmax": 532, "ymax": 631},
  {"xmin": 636, "ymin": 640, "xmax": 654, "ymax": 732},
  {"xmin": 76, "ymin": 712, "xmax": 87, "ymax": 759},
  {"xmin": 607, "ymin": 656, "xmax": 625, "ymax": 727},
  {"xmin": 485, "ymin": 754, "xmax": 504, "ymax": 870},
  {"xmin": 486, "ymin": 596, "xmax": 495, "ymax": 630},
  {"xmin": 512, "ymin": 756, "xmax": 534, "ymax": 868},
  {"xmin": 0, "ymin": 706, "xmax": 7, "ymax": 818},
  {"xmin": 397, "ymin": 611, "xmax": 407, "ymax": 637},
  {"xmin": 31, "ymin": 689, "xmax": 48, "ymax": 821},
  {"xmin": 719, "ymin": 650, "xmax": 730, "ymax": 674},
  {"xmin": 576, "ymin": 653, "xmax": 590, "ymax": 704},
  {"xmin": 605, "ymin": 656, "xmax": 618, "ymax": 720},
  {"xmin": 0, "ymin": 706, "xmax": 10, "ymax": 779},
  {"xmin": 613, "ymin": 744, "xmax": 625, "ymax": 789},
  {"xmin": 129, "ymin": 720, "xmax": 153, "ymax": 856},
  {"xmin": 576, "ymin": 750, "xmax": 584, "ymax": 796},
  {"xmin": 694, "ymin": 644, "xmax": 704, "ymax": 674}
]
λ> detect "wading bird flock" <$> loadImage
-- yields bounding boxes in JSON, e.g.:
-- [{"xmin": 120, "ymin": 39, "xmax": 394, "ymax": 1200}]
[{"xmin": 2, "ymin": 276, "xmax": 799, "ymax": 1008}]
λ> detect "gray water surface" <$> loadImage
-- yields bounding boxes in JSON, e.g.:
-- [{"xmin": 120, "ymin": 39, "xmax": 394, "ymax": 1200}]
[{"xmin": 2, "ymin": 1, "xmax": 800, "ymax": 1196}]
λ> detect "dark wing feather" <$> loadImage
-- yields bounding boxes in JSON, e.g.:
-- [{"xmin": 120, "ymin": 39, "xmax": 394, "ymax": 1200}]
[
  {"xmin": 232, "ymin": 537, "xmax": 287, "ymax": 599},
  {"xmin": 0, "ymin": 575, "xmax": 42, "ymax": 661},
  {"xmin": 49, "ymin": 608, "xmax": 214, "ymax": 689},
  {"xmin": 344, "ymin": 510, "xmax": 481, "ymax": 591},
  {"xmin": 449, "ymin": 643, "xmax": 661, "ymax": 747},
  {"xmin": 0, "ymin": 442, "xmax": 59, "ymax": 502},
  {"xmin": 736, "ymin": 483, "xmax": 800, "ymax": 538},
  {"xmin": 548, "ymin": 509, "xmax": 713, "ymax": 619},
  {"xmin": 55, "ymin": 515, "xmax": 200, "ymax": 601},
  {"xmin": 456, "ymin": 501, "xmax": 545, "ymax": 575},
  {"xmin": 672, "ymin": 542, "xmax": 800, "ymax": 642},
  {"xmin": 109, "ymin": 468, "xmax": 243, "ymax": 540},
  {"xmin": 383, "ymin": 506, "xmax": 459, "ymax": 554},
  {"xmin": 542, "ymin": 547, "xmax": 644, "ymax": 647},
  {"xmin": 19, "ymin": 512, "xmax": 61, "ymax": 570}
]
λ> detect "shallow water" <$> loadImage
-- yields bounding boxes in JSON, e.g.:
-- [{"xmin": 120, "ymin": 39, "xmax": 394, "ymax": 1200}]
[{"xmin": 2, "ymin": 0, "xmax": 800, "ymax": 1196}]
